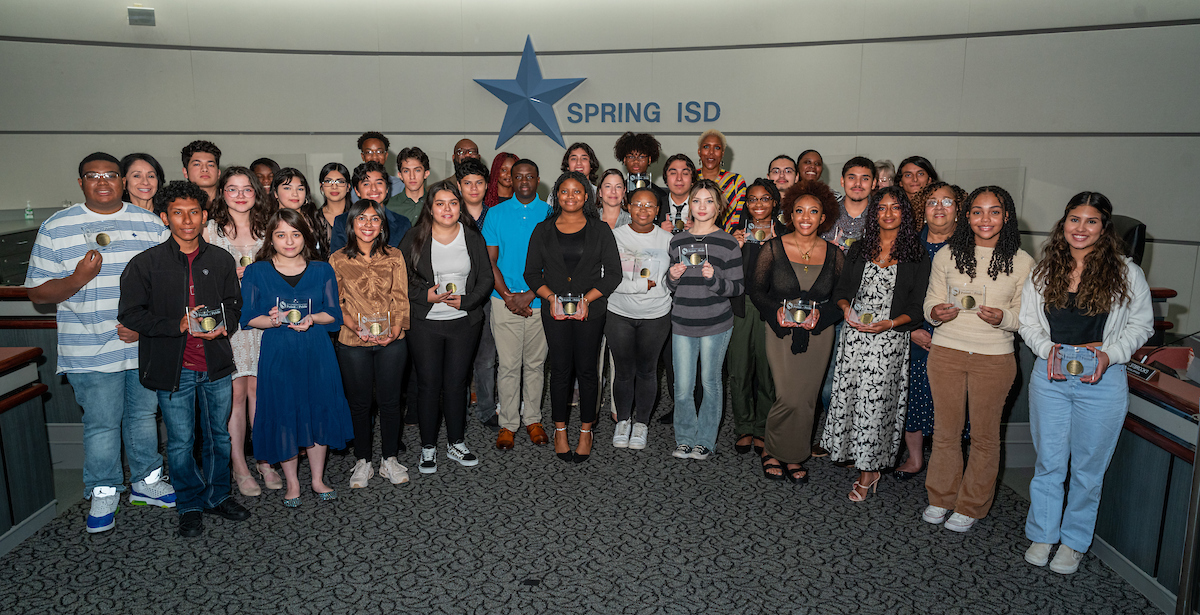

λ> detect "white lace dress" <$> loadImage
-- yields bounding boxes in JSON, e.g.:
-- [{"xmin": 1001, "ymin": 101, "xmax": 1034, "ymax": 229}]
[{"xmin": 206, "ymin": 220, "xmax": 264, "ymax": 378}]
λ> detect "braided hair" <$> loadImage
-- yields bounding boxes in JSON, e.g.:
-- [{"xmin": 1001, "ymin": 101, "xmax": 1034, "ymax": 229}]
[{"xmin": 948, "ymin": 185, "xmax": 1021, "ymax": 280}]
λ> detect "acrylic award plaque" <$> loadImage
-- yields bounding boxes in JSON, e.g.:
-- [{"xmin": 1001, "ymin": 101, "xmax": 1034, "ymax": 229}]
[
  {"xmin": 627, "ymin": 173, "xmax": 651, "ymax": 191},
  {"xmin": 634, "ymin": 255, "xmax": 653, "ymax": 280},
  {"xmin": 783, "ymin": 299, "xmax": 817, "ymax": 325},
  {"xmin": 277, "ymin": 298, "xmax": 311, "ymax": 325},
  {"xmin": 557, "ymin": 294, "xmax": 583, "ymax": 318},
  {"xmin": 187, "ymin": 304, "xmax": 227, "ymax": 334},
  {"xmin": 1050, "ymin": 347, "xmax": 1096, "ymax": 379},
  {"xmin": 851, "ymin": 300, "xmax": 884, "ymax": 325},
  {"xmin": 82, "ymin": 221, "xmax": 120, "ymax": 252},
  {"xmin": 438, "ymin": 274, "xmax": 468, "ymax": 296},
  {"xmin": 948, "ymin": 283, "xmax": 986, "ymax": 312},
  {"xmin": 235, "ymin": 244, "xmax": 255, "ymax": 267},
  {"xmin": 745, "ymin": 221, "xmax": 770, "ymax": 244},
  {"xmin": 679, "ymin": 244, "xmax": 708, "ymax": 266},
  {"xmin": 672, "ymin": 211, "xmax": 686, "ymax": 233},
  {"xmin": 359, "ymin": 312, "xmax": 389, "ymax": 337}
]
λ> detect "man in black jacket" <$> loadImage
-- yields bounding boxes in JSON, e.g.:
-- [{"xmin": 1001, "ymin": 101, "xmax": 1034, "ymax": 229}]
[{"xmin": 119, "ymin": 181, "xmax": 250, "ymax": 538}]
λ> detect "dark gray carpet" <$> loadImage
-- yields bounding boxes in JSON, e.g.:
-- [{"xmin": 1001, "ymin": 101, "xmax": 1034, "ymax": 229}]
[{"xmin": 0, "ymin": 389, "xmax": 1159, "ymax": 614}]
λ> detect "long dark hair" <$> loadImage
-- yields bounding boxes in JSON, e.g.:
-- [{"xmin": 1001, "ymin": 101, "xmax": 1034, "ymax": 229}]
[
  {"xmin": 268, "ymin": 168, "xmax": 325, "ymax": 259},
  {"xmin": 854, "ymin": 186, "xmax": 924, "ymax": 264},
  {"xmin": 1033, "ymin": 191, "xmax": 1129, "ymax": 315},
  {"xmin": 484, "ymin": 152, "xmax": 519, "ymax": 208},
  {"xmin": 119, "ymin": 153, "xmax": 165, "ymax": 204},
  {"xmin": 949, "ymin": 185, "xmax": 1022, "ymax": 280},
  {"xmin": 405, "ymin": 180, "xmax": 479, "ymax": 285},
  {"xmin": 550, "ymin": 171, "xmax": 599, "ymax": 219},
  {"xmin": 318, "ymin": 162, "xmax": 352, "ymax": 207},
  {"xmin": 743, "ymin": 177, "xmax": 780, "ymax": 228},
  {"xmin": 340, "ymin": 199, "xmax": 391, "ymax": 260},
  {"xmin": 209, "ymin": 166, "xmax": 269, "ymax": 241},
  {"xmin": 255, "ymin": 208, "xmax": 317, "ymax": 264}
]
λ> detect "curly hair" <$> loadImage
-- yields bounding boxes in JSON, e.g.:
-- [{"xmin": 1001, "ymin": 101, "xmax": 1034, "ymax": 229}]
[
  {"xmin": 560, "ymin": 143, "xmax": 598, "ymax": 184},
  {"xmin": 781, "ymin": 180, "xmax": 838, "ymax": 236},
  {"xmin": 853, "ymin": 186, "xmax": 924, "ymax": 264},
  {"xmin": 356, "ymin": 132, "xmax": 390, "ymax": 151},
  {"xmin": 1032, "ymin": 191, "xmax": 1129, "ymax": 315},
  {"xmin": 614, "ymin": 132, "xmax": 662, "ymax": 164},
  {"xmin": 209, "ymin": 166, "xmax": 269, "ymax": 240},
  {"xmin": 484, "ymin": 152, "xmax": 519, "ymax": 208},
  {"xmin": 949, "ymin": 185, "xmax": 1022, "ymax": 280},
  {"xmin": 744, "ymin": 177, "xmax": 780, "ymax": 226},
  {"xmin": 180, "ymin": 140, "xmax": 221, "ymax": 167},
  {"xmin": 153, "ymin": 180, "xmax": 209, "ymax": 215},
  {"xmin": 550, "ymin": 171, "xmax": 598, "ymax": 219},
  {"xmin": 910, "ymin": 181, "xmax": 968, "ymax": 226}
]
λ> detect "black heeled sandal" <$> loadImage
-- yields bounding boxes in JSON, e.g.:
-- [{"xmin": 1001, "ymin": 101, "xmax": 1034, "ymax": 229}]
[
  {"xmin": 761, "ymin": 455, "xmax": 784, "ymax": 481},
  {"xmin": 785, "ymin": 464, "xmax": 809, "ymax": 485},
  {"xmin": 554, "ymin": 427, "xmax": 572, "ymax": 462},
  {"xmin": 573, "ymin": 427, "xmax": 593, "ymax": 463}
]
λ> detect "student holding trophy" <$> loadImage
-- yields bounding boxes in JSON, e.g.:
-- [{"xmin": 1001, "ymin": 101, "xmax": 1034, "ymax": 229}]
[
  {"xmin": 119, "ymin": 181, "xmax": 249, "ymax": 537},
  {"xmin": 241, "ymin": 209, "xmax": 352, "ymax": 507},
  {"xmin": 1018, "ymin": 192, "xmax": 1152, "ymax": 574}
]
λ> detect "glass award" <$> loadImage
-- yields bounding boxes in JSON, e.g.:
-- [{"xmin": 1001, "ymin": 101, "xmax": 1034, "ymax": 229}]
[
  {"xmin": 783, "ymin": 299, "xmax": 817, "ymax": 325},
  {"xmin": 671, "ymin": 210, "xmax": 687, "ymax": 233},
  {"xmin": 851, "ymin": 300, "xmax": 884, "ymax": 325},
  {"xmin": 627, "ymin": 173, "xmax": 651, "ymax": 192},
  {"xmin": 82, "ymin": 221, "xmax": 120, "ymax": 252},
  {"xmin": 359, "ymin": 311, "xmax": 390, "ymax": 337},
  {"xmin": 745, "ymin": 221, "xmax": 770, "ymax": 244},
  {"xmin": 235, "ymin": 244, "xmax": 255, "ymax": 268},
  {"xmin": 187, "ymin": 304, "xmax": 227, "ymax": 334},
  {"xmin": 437, "ymin": 273, "xmax": 468, "ymax": 296},
  {"xmin": 277, "ymin": 298, "xmax": 311, "ymax": 325},
  {"xmin": 679, "ymin": 244, "xmax": 708, "ymax": 266},
  {"xmin": 633, "ymin": 254, "xmax": 654, "ymax": 280},
  {"xmin": 557, "ymin": 294, "xmax": 583, "ymax": 318},
  {"xmin": 1051, "ymin": 347, "xmax": 1096, "ymax": 379},
  {"xmin": 948, "ymin": 283, "xmax": 986, "ymax": 311}
]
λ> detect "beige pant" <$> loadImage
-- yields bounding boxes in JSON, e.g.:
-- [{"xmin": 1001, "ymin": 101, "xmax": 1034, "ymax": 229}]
[{"xmin": 490, "ymin": 296, "xmax": 547, "ymax": 431}]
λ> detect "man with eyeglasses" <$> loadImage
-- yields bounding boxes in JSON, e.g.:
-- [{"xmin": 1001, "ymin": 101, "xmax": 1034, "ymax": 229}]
[
  {"xmin": 350, "ymin": 132, "xmax": 404, "ymax": 203},
  {"xmin": 614, "ymin": 132, "xmax": 668, "ymax": 224},
  {"xmin": 768, "ymin": 155, "xmax": 798, "ymax": 195},
  {"xmin": 452, "ymin": 138, "xmax": 481, "ymax": 168},
  {"xmin": 181, "ymin": 140, "xmax": 221, "ymax": 205},
  {"xmin": 26, "ymin": 153, "xmax": 174, "ymax": 534}
]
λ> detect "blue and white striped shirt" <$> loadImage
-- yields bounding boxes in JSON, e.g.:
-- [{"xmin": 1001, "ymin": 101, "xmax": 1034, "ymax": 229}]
[{"xmin": 25, "ymin": 203, "xmax": 169, "ymax": 374}]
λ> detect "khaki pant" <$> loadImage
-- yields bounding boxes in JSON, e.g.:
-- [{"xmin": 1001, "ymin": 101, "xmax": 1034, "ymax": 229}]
[
  {"xmin": 490, "ymin": 296, "xmax": 547, "ymax": 431},
  {"xmin": 925, "ymin": 345, "xmax": 1016, "ymax": 519}
]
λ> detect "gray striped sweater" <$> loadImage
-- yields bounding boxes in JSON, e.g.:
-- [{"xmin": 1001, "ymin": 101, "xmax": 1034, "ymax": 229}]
[{"xmin": 665, "ymin": 230, "xmax": 744, "ymax": 337}]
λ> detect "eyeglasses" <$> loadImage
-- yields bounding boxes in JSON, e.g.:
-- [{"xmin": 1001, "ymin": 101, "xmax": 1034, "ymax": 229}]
[
  {"xmin": 224, "ymin": 187, "xmax": 256, "ymax": 195},
  {"xmin": 454, "ymin": 148, "xmax": 479, "ymax": 156},
  {"xmin": 83, "ymin": 172, "xmax": 120, "ymax": 180},
  {"xmin": 321, "ymin": 179, "xmax": 347, "ymax": 186},
  {"xmin": 926, "ymin": 198, "xmax": 955, "ymax": 209},
  {"xmin": 362, "ymin": 148, "xmax": 386, "ymax": 155},
  {"xmin": 630, "ymin": 202, "xmax": 658, "ymax": 209},
  {"xmin": 625, "ymin": 154, "xmax": 649, "ymax": 162},
  {"xmin": 355, "ymin": 215, "xmax": 382, "ymax": 223},
  {"xmin": 769, "ymin": 168, "xmax": 796, "ymax": 176},
  {"xmin": 746, "ymin": 196, "xmax": 775, "ymax": 205}
]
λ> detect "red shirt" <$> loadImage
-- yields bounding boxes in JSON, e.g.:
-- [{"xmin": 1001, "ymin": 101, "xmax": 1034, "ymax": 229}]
[{"xmin": 181, "ymin": 248, "xmax": 207, "ymax": 372}]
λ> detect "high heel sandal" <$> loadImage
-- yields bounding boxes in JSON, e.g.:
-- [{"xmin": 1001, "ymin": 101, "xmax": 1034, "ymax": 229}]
[
  {"xmin": 232, "ymin": 470, "xmax": 261, "ymax": 497},
  {"xmin": 573, "ymin": 428, "xmax": 593, "ymax": 463},
  {"xmin": 848, "ymin": 475, "xmax": 880, "ymax": 502},
  {"xmin": 554, "ymin": 427, "xmax": 573, "ymax": 462},
  {"xmin": 257, "ymin": 464, "xmax": 284, "ymax": 490},
  {"xmin": 760, "ymin": 455, "xmax": 784, "ymax": 481}
]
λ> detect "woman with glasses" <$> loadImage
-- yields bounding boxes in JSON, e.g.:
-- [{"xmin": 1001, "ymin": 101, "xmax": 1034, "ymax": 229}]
[
  {"xmin": 317, "ymin": 163, "xmax": 352, "ymax": 248},
  {"xmin": 727, "ymin": 178, "xmax": 783, "ymax": 457},
  {"xmin": 120, "ymin": 153, "xmax": 164, "ymax": 212},
  {"xmin": 894, "ymin": 182, "xmax": 968, "ymax": 480},
  {"xmin": 204, "ymin": 166, "xmax": 277, "ymax": 496}
]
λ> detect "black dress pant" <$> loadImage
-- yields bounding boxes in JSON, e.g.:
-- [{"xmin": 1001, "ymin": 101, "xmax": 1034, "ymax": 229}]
[
  {"xmin": 605, "ymin": 312, "xmax": 671, "ymax": 424},
  {"xmin": 408, "ymin": 318, "xmax": 483, "ymax": 447},
  {"xmin": 542, "ymin": 310, "xmax": 606, "ymax": 424},
  {"xmin": 335, "ymin": 340, "xmax": 407, "ymax": 460}
]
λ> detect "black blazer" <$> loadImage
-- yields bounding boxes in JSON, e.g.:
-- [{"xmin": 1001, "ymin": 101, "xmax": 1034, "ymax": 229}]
[
  {"xmin": 750, "ymin": 237, "xmax": 845, "ymax": 353},
  {"xmin": 399, "ymin": 224, "xmax": 494, "ymax": 327},
  {"xmin": 524, "ymin": 214, "xmax": 622, "ymax": 315},
  {"xmin": 831, "ymin": 242, "xmax": 931, "ymax": 333},
  {"xmin": 731, "ymin": 218, "xmax": 786, "ymax": 319}
]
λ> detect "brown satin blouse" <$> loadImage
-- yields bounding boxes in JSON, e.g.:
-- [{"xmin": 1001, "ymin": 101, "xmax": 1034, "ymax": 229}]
[{"xmin": 329, "ymin": 247, "xmax": 411, "ymax": 347}]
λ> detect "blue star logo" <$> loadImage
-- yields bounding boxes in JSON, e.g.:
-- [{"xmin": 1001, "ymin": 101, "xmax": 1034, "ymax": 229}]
[{"xmin": 475, "ymin": 36, "xmax": 585, "ymax": 149}]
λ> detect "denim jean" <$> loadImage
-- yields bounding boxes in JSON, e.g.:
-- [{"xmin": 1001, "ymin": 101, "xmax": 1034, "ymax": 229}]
[
  {"xmin": 1026, "ymin": 345, "xmax": 1127, "ymax": 553},
  {"xmin": 672, "ymin": 329, "xmax": 733, "ymax": 451},
  {"xmin": 472, "ymin": 301, "xmax": 498, "ymax": 422},
  {"xmin": 67, "ymin": 369, "xmax": 162, "ymax": 494},
  {"xmin": 158, "ymin": 371, "xmax": 233, "ymax": 514}
]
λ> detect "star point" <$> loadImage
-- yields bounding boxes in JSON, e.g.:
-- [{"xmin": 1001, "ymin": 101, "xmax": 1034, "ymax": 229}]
[{"xmin": 474, "ymin": 36, "xmax": 585, "ymax": 149}]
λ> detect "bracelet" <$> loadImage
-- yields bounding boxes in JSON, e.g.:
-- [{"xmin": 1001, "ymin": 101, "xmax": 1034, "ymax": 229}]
[{"xmin": 887, "ymin": 319, "xmax": 894, "ymax": 331}]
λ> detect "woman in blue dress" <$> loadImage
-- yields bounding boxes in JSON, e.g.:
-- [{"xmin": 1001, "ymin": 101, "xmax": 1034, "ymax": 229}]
[
  {"xmin": 241, "ymin": 208, "xmax": 353, "ymax": 507},
  {"xmin": 894, "ymin": 181, "xmax": 967, "ymax": 479}
]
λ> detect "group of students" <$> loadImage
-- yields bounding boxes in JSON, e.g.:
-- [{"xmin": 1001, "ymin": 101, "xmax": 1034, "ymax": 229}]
[{"xmin": 30, "ymin": 132, "xmax": 1153, "ymax": 576}]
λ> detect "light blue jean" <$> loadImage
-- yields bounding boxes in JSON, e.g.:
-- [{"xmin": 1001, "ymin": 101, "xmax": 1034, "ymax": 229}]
[
  {"xmin": 158, "ymin": 371, "xmax": 233, "ymax": 514},
  {"xmin": 1026, "ymin": 345, "xmax": 1127, "ymax": 553},
  {"xmin": 67, "ymin": 369, "xmax": 162, "ymax": 495},
  {"xmin": 672, "ymin": 329, "xmax": 733, "ymax": 451}
]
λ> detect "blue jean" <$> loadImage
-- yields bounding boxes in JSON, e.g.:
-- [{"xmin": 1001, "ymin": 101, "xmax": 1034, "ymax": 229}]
[
  {"xmin": 672, "ymin": 329, "xmax": 733, "ymax": 451},
  {"xmin": 68, "ymin": 369, "xmax": 162, "ymax": 494},
  {"xmin": 1025, "ymin": 345, "xmax": 1127, "ymax": 553},
  {"xmin": 158, "ymin": 371, "xmax": 233, "ymax": 514},
  {"xmin": 472, "ymin": 301, "xmax": 498, "ymax": 421}
]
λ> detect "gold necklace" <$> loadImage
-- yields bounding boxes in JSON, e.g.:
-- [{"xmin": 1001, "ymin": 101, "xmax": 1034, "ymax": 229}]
[{"xmin": 790, "ymin": 235, "xmax": 817, "ymax": 273}]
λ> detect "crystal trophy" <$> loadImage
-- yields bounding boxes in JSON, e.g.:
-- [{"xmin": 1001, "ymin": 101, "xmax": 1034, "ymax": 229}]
[
  {"xmin": 851, "ymin": 300, "xmax": 884, "ymax": 325},
  {"xmin": 437, "ymin": 274, "xmax": 468, "ymax": 296},
  {"xmin": 1050, "ymin": 346, "xmax": 1096, "ymax": 379},
  {"xmin": 745, "ymin": 221, "xmax": 770, "ymax": 244},
  {"xmin": 634, "ymin": 255, "xmax": 654, "ymax": 280},
  {"xmin": 82, "ymin": 221, "xmax": 120, "ymax": 252},
  {"xmin": 948, "ymin": 283, "xmax": 986, "ymax": 311},
  {"xmin": 359, "ymin": 311, "xmax": 390, "ymax": 337},
  {"xmin": 627, "ymin": 172, "xmax": 651, "ymax": 191},
  {"xmin": 783, "ymin": 299, "xmax": 817, "ymax": 326},
  {"xmin": 557, "ymin": 294, "xmax": 583, "ymax": 318},
  {"xmin": 235, "ymin": 244, "xmax": 255, "ymax": 267},
  {"xmin": 187, "ymin": 304, "xmax": 227, "ymax": 334},
  {"xmin": 679, "ymin": 244, "xmax": 708, "ymax": 266},
  {"xmin": 277, "ymin": 298, "xmax": 311, "ymax": 325},
  {"xmin": 672, "ymin": 210, "xmax": 686, "ymax": 233}
]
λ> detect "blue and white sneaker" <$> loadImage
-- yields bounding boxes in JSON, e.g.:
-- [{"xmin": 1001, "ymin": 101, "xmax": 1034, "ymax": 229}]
[
  {"xmin": 130, "ymin": 468, "xmax": 176, "ymax": 508},
  {"xmin": 87, "ymin": 487, "xmax": 119, "ymax": 533}
]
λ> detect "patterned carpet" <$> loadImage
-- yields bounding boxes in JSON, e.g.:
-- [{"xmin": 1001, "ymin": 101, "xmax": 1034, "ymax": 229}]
[{"xmin": 0, "ymin": 389, "xmax": 1159, "ymax": 615}]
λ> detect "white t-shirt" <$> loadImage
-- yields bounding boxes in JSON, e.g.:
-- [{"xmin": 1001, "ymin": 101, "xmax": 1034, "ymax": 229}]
[
  {"xmin": 608, "ymin": 225, "xmax": 673, "ymax": 320},
  {"xmin": 26, "ymin": 203, "xmax": 170, "ymax": 373},
  {"xmin": 428, "ymin": 224, "xmax": 471, "ymax": 321}
]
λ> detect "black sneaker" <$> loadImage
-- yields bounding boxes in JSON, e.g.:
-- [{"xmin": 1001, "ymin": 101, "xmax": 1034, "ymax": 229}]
[
  {"xmin": 203, "ymin": 498, "xmax": 251, "ymax": 522},
  {"xmin": 178, "ymin": 511, "xmax": 203, "ymax": 538},
  {"xmin": 447, "ymin": 441, "xmax": 480, "ymax": 467},
  {"xmin": 419, "ymin": 446, "xmax": 437, "ymax": 474}
]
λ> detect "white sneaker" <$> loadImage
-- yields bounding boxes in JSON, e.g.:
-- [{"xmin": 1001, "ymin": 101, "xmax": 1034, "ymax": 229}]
[
  {"xmin": 672, "ymin": 444, "xmax": 692, "ymax": 459},
  {"xmin": 922, "ymin": 505, "xmax": 949, "ymax": 525},
  {"xmin": 613, "ymin": 420, "xmax": 632, "ymax": 448},
  {"xmin": 688, "ymin": 445, "xmax": 713, "ymax": 460},
  {"xmin": 447, "ymin": 441, "xmax": 480, "ymax": 467},
  {"xmin": 628, "ymin": 423, "xmax": 648, "ymax": 450},
  {"xmin": 379, "ymin": 457, "xmax": 409, "ymax": 484},
  {"xmin": 1050, "ymin": 545, "xmax": 1084, "ymax": 574},
  {"xmin": 129, "ymin": 468, "xmax": 177, "ymax": 508},
  {"xmin": 419, "ymin": 446, "xmax": 437, "ymax": 474},
  {"xmin": 1025, "ymin": 542, "xmax": 1052, "ymax": 567},
  {"xmin": 944, "ymin": 512, "xmax": 977, "ymax": 533},
  {"xmin": 87, "ymin": 487, "xmax": 120, "ymax": 533},
  {"xmin": 349, "ymin": 459, "xmax": 373, "ymax": 488}
]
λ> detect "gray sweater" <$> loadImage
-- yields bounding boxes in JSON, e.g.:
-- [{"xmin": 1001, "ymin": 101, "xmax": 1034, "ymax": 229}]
[{"xmin": 665, "ymin": 230, "xmax": 744, "ymax": 337}]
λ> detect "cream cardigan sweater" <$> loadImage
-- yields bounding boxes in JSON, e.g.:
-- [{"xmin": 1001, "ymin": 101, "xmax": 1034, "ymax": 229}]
[{"xmin": 923, "ymin": 245, "xmax": 1035, "ymax": 355}]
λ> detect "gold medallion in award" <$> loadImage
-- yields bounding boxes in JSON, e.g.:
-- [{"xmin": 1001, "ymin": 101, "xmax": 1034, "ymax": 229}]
[
  {"xmin": 187, "ymin": 304, "xmax": 227, "ymax": 335},
  {"xmin": 860, "ymin": 312, "xmax": 875, "ymax": 324},
  {"xmin": 640, "ymin": 267, "xmax": 651, "ymax": 278},
  {"xmin": 1066, "ymin": 360, "xmax": 1084, "ymax": 376},
  {"xmin": 961, "ymin": 295, "xmax": 976, "ymax": 309},
  {"xmin": 784, "ymin": 299, "xmax": 816, "ymax": 325},
  {"xmin": 240, "ymin": 255, "xmax": 253, "ymax": 267},
  {"xmin": 201, "ymin": 316, "xmax": 217, "ymax": 332},
  {"xmin": 445, "ymin": 282, "xmax": 458, "ymax": 294},
  {"xmin": 673, "ymin": 218, "xmax": 685, "ymax": 231},
  {"xmin": 369, "ymin": 322, "xmax": 383, "ymax": 336},
  {"xmin": 96, "ymin": 233, "xmax": 111, "ymax": 247},
  {"xmin": 754, "ymin": 229, "xmax": 768, "ymax": 242},
  {"xmin": 558, "ymin": 294, "xmax": 582, "ymax": 317},
  {"xmin": 278, "ymin": 298, "xmax": 310, "ymax": 325},
  {"xmin": 359, "ymin": 311, "xmax": 390, "ymax": 338},
  {"xmin": 285, "ymin": 309, "xmax": 302, "ymax": 323}
]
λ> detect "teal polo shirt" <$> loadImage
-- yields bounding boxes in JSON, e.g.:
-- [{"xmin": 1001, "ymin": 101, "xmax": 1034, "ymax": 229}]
[{"xmin": 482, "ymin": 196, "xmax": 551, "ymax": 308}]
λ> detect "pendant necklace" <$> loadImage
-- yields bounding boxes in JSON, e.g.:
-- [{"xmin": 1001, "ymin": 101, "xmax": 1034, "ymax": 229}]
[{"xmin": 791, "ymin": 235, "xmax": 814, "ymax": 273}]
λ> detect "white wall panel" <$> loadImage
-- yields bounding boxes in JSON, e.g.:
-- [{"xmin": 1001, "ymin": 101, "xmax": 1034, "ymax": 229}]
[
  {"xmin": 0, "ymin": 0, "xmax": 192, "ymax": 45},
  {"xmin": 966, "ymin": 0, "xmax": 1200, "ymax": 33},
  {"xmin": 185, "ymin": 0, "xmax": 381, "ymax": 52},
  {"xmin": 857, "ymin": 39, "xmax": 966, "ymax": 133}
]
